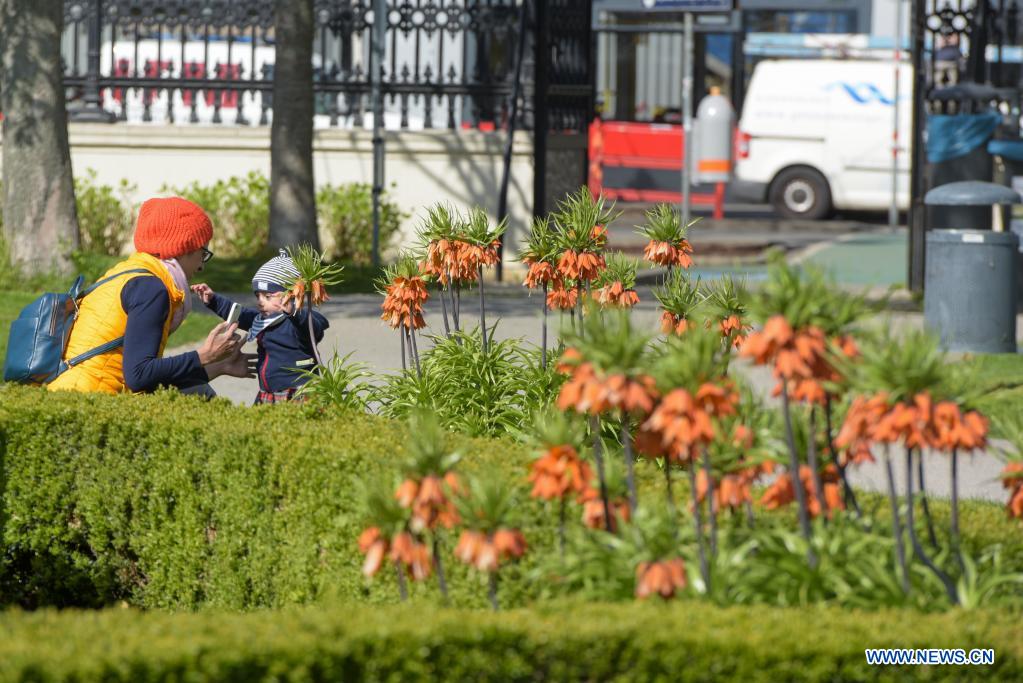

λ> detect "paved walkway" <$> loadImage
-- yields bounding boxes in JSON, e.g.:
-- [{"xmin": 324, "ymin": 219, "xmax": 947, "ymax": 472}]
[{"xmin": 176, "ymin": 278, "xmax": 1009, "ymax": 503}]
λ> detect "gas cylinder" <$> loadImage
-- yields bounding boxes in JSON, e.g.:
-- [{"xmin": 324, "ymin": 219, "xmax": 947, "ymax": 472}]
[{"xmin": 694, "ymin": 86, "xmax": 735, "ymax": 184}]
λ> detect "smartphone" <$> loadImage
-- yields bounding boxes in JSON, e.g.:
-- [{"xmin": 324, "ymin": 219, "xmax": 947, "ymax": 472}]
[{"xmin": 226, "ymin": 302, "xmax": 241, "ymax": 326}]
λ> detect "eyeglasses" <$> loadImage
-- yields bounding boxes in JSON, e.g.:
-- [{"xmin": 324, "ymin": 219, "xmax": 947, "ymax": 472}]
[{"xmin": 201, "ymin": 246, "xmax": 214, "ymax": 263}]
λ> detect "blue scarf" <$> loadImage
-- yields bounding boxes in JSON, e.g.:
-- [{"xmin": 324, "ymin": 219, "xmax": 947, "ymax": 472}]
[{"xmin": 246, "ymin": 313, "xmax": 286, "ymax": 342}]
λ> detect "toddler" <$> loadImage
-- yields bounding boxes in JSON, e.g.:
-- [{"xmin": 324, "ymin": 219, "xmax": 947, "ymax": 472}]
[{"xmin": 191, "ymin": 249, "xmax": 329, "ymax": 404}]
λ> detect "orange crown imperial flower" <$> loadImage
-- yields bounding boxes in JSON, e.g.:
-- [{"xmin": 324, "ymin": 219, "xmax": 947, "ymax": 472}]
[
  {"xmin": 635, "ymin": 558, "xmax": 687, "ymax": 600},
  {"xmin": 643, "ymin": 239, "xmax": 694, "ymax": 269},
  {"xmin": 381, "ymin": 275, "xmax": 429, "ymax": 330},
  {"xmin": 660, "ymin": 311, "xmax": 690, "ymax": 336},
  {"xmin": 579, "ymin": 487, "xmax": 631, "ymax": 531},
  {"xmin": 528, "ymin": 445, "xmax": 593, "ymax": 500},
  {"xmin": 459, "ymin": 241, "xmax": 500, "ymax": 275},
  {"xmin": 556, "ymin": 363, "xmax": 658, "ymax": 416},
  {"xmin": 395, "ymin": 473, "xmax": 461, "ymax": 532},
  {"xmin": 558, "ymin": 249, "xmax": 605, "ymax": 282},
  {"xmin": 931, "ymin": 401, "xmax": 989, "ymax": 451},
  {"xmin": 523, "ymin": 259, "xmax": 558, "ymax": 289},
  {"xmin": 759, "ymin": 465, "xmax": 844, "ymax": 519},
  {"xmin": 547, "ymin": 278, "xmax": 579, "ymax": 311},
  {"xmin": 593, "ymin": 281, "xmax": 640, "ymax": 308},
  {"xmin": 719, "ymin": 314, "xmax": 750, "ymax": 348},
  {"xmin": 420, "ymin": 239, "xmax": 452, "ymax": 284},
  {"xmin": 358, "ymin": 526, "xmax": 390, "ymax": 578},
  {"xmin": 389, "ymin": 531, "xmax": 433, "ymax": 581},
  {"xmin": 439, "ymin": 240, "xmax": 484, "ymax": 283},
  {"xmin": 695, "ymin": 469, "xmax": 754, "ymax": 513},
  {"xmin": 637, "ymin": 383, "xmax": 737, "ymax": 463},
  {"xmin": 742, "ymin": 317, "xmax": 845, "ymax": 405},
  {"xmin": 843, "ymin": 392, "xmax": 989, "ymax": 453},
  {"xmin": 1002, "ymin": 462, "xmax": 1023, "ymax": 519},
  {"xmin": 455, "ymin": 528, "xmax": 527, "ymax": 572}
]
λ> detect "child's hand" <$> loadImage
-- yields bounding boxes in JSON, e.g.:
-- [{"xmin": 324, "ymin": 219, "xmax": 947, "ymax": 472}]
[{"xmin": 190, "ymin": 283, "xmax": 214, "ymax": 305}]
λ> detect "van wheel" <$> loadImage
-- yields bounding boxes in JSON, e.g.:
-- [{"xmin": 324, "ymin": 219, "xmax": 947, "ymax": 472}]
[{"xmin": 770, "ymin": 168, "xmax": 832, "ymax": 220}]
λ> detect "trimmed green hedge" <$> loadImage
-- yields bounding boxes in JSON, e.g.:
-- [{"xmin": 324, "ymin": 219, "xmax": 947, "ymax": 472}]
[
  {"xmin": 0, "ymin": 601, "xmax": 1020, "ymax": 681},
  {"xmin": 0, "ymin": 386, "xmax": 544, "ymax": 610}
]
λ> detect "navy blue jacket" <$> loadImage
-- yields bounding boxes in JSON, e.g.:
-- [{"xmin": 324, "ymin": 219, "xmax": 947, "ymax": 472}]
[
  {"xmin": 205, "ymin": 293, "xmax": 329, "ymax": 393},
  {"xmin": 121, "ymin": 276, "xmax": 209, "ymax": 392}
]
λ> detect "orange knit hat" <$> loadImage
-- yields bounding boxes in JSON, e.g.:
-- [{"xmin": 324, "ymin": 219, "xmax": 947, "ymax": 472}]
[{"xmin": 133, "ymin": 197, "xmax": 213, "ymax": 259}]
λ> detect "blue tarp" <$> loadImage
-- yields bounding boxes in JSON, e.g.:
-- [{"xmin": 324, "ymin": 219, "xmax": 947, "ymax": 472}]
[
  {"xmin": 926, "ymin": 111, "xmax": 1001, "ymax": 163},
  {"xmin": 988, "ymin": 138, "xmax": 1023, "ymax": 162}
]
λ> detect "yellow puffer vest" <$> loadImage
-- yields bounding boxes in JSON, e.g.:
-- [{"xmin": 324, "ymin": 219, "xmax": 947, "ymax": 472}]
[{"xmin": 48, "ymin": 253, "xmax": 185, "ymax": 394}]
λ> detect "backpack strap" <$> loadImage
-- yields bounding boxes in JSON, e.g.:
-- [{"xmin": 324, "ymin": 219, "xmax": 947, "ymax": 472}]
[
  {"xmin": 59, "ymin": 336, "xmax": 128, "ymax": 374},
  {"xmin": 79, "ymin": 268, "xmax": 151, "ymax": 300}
]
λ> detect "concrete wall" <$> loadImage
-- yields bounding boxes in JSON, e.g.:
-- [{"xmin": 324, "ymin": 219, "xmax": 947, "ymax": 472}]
[{"xmin": 0, "ymin": 123, "xmax": 534, "ymax": 264}]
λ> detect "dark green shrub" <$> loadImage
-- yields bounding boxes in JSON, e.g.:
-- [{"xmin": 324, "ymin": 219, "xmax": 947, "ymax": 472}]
[
  {"xmin": 163, "ymin": 172, "xmax": 405, "ymax": 264},
  {"xmin": 74, "ymin": 169, "xmax": 136, "ymax": 257},
  {"xmin": 317, "ymin": 182, "xmax": 405, "ymax": 264},
  {"xmin": 0, "ymin": 386, "xmax": 547, "ymax": 610},
  {"xmin": 0, "ymin": 601, "xmax": 1020, "ymax": 682}
]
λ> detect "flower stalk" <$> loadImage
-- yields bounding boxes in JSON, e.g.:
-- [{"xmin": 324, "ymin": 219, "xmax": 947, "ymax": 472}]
[
  {"xmin": 433, "ymin": 537, "xmax": 449, "ymax": 602},
  {"xmin": 701, "ymin": 446, "xmax": 718, "ymax": 558},
  {"xmin": 916, "ymin": 451, "xmax": 938, "ymax": 549},
  {"xmin": 394, "ymin": 561, "xmax": 409, "ymax": 601},
  {"xmin": 622, "ymin": 419, "xmax": 637, "ymax": 513},
  {"xmin": 905, "ymin": 449, "xmax": 958, "ymax": 604},
  {"xmin": 781, "ymin": 383, "xmax": 816, "ymax": 566},
  {"xmin": 478, "ymin": 264, "xmax": 488, "ymax": 353},
  {"xmin": 542, "ymin": 282, "xmax": 549, "ymax": 369},
  {"xmin": 591, "ymin": 415, "xmax": 614, "ymax": 533},
  {"xmin": 687, "ymin": 462, "xmax": 711, "ymax": 592},
  {"xmin": 806, "ymin": 407, "xmax": 827, "ymax": 521},
  {"xmin": 884, "ymin": 446, "xmax": 910, "ymax": 595}
]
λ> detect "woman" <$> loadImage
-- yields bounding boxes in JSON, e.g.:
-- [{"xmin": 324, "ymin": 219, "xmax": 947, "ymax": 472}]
[{"xmin": 48, "ymin": 196, "xmax": 255, "ymax": 394}]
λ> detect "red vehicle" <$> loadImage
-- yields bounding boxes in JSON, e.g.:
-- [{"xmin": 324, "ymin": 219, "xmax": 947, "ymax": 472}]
[{"xmin": 587, "ymin": 118, "xmax": 725, "ymax": 218}]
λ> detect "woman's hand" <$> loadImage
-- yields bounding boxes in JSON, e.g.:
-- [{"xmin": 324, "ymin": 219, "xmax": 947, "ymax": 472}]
[
  {"xmin": 205, "ymin": 349, "xmax": 258, "ymax": 380},
  {"xmin": 197, "ymin": 321, "xmax": 243, "ymax": 366},
  {"xmin": 190, "ymin": 283, "xmax": 215, "ymax": 305}
]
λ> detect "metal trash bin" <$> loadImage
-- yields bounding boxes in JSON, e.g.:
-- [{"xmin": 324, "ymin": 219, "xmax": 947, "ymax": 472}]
[{"xmin": 924, "ymin": 182, "xmax": 1020, "ymax": 354}]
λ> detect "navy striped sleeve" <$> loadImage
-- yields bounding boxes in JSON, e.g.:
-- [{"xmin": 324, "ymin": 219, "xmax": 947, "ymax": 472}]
[
  {"xmin": 121, "ymin": 276, "xmax": 209, "ymax": 392},
  {"xmin": 206, "ymin": 292, "xmax": 259, "ymax": 331}
]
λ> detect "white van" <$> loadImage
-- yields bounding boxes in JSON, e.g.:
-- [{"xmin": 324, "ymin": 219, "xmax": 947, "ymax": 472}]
[{"xmin": 733, "ymin": 59, "xmax": 912, "ymax": 219}]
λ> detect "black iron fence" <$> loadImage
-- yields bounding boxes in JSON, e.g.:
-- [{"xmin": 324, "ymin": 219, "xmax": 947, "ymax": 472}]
[
  {"xmin": 923, "ymin": 0, "xmax": 1023, "ymax": 113},
  {"xmin": 60, "ymin": 0, "xmax": 527, "ymax": 130}
]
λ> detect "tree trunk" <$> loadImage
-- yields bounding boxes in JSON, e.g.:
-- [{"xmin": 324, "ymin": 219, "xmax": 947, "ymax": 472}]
[
  {"xmin": 0, "ymin": 0, "xmax": 80, "ymax": 274},
  {"xmin": 269, "ymin": 0, "xmax": 319, "ymax": 249}
]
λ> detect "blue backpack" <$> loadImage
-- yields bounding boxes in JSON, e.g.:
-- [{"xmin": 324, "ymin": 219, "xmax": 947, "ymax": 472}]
[{"xmin": 3, "ymin": 269, "xmax": 149, "ymax": 384}]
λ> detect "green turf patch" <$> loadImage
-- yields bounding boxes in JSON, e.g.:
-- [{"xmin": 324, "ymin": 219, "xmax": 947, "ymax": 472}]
[
  {"xmin": 802, "ymin": 232, "xmax": 907, "ymax": 288},
  {"xmin": 955, "ymin": 353, "xmax": 1023, "ymax": 431},
  {"xmin": 0, "ymin": 291, "xmax": 39, "ymax": 362}
]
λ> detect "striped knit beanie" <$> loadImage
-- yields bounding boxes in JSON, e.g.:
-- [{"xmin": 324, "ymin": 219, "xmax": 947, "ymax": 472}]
[{"xmin": 252, "ymin": 249, "xmax": 300, "ymax": 293}]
